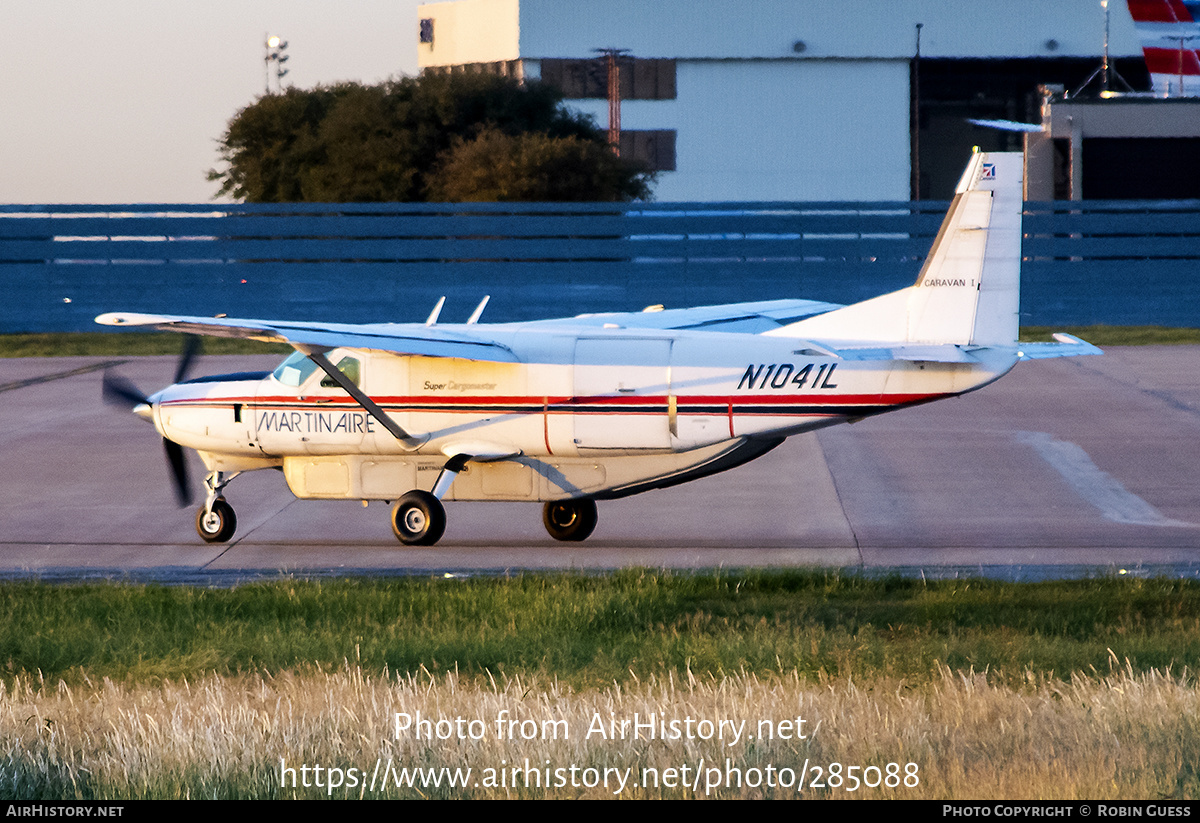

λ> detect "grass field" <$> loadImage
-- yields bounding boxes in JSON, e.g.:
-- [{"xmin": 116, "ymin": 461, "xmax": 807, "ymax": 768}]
[
  {"xmin": 1, "ymin": 572, "xmax": 1199, "ymax": 799},
  {"xmin": 0, "ymin": 332, "xmax": 288, "ymax": 358},
  {"xmin": 1017, "ymin": 325, "xmax": 1200, "ymax": 346},
  {"xmin": 5, "ymin": 660, "xmax": 1197, "ymax": 799},
  {"xmin": 3, "ymin": 324, "xmax": 1199, "ymax": 798},
  {"xmin": 3, "ymin": 572, "xmax": 1199, "ymax": 688}
]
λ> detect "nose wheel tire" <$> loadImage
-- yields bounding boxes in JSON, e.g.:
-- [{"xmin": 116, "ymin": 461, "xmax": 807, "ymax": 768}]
[
  {"xmin": 392, "ymin": 490, "xmax": 446, "ymax": 546},
  {"xmin": 542, "ymin": 498, "xmax": 598, "ymax": 542},
  {"xmin": 196, "ymin": 499, "xmax": 237, "ymax": 543}
]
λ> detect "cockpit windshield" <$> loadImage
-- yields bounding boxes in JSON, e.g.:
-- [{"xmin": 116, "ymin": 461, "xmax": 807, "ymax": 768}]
[{"xmin": 272, "ymin": 351, "xmax": 319, "ymax": 387}]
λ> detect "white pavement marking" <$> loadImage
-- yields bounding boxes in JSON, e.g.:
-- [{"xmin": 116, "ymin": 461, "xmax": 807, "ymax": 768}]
[{"xmin": 1015, "ymin": 431, "xmax": 1191, "ymax": 527}]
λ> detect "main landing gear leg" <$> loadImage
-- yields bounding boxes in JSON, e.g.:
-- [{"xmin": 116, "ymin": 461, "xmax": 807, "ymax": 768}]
[
  {"xmin": 196, "ymin": 470, "xmax": 239, "ymax": 543},
  {"xmin": 542, "ymin": 498, "xmax": 598, "ymax": 542},
  {"xmin": 390, "ymin": 455, "xmax": 468, "ymax": 546}
]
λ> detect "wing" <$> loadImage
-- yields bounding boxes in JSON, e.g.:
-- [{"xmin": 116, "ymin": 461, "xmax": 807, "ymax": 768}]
[
  {"xmin": 516, "ymin": 298, "xmax": 843, "ymax": 334},
  {"xmin": 967, "ymin": 118, "xmax": 1043, "ymax": 133},
  {"xmin": 95, "ymin": 312, "xmax": 519, "ymax": 362}
]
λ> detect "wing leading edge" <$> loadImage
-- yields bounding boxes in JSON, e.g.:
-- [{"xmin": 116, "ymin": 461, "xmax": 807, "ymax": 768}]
[
  {"xmin": 518, "ymin": 298, "xmax": 843, "ymax": 334},
  {"xmin": 94, "ymin": 312, "xmax": 519, "ymax": 362},
  {"xmin": 95, "ymin": 298, "xmax": 845, "ymax": 361}
]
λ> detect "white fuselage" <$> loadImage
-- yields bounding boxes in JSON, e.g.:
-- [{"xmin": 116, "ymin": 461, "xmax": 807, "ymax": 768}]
[{"xmin": 146, "ymin": 326, "xmax": 1016, "ymax": 503}]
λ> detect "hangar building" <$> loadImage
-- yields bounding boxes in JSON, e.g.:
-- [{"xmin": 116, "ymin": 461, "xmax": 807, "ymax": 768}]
[{"xmin": 416, "ymin": 0, "xmax": 1156, "ymax": 201}]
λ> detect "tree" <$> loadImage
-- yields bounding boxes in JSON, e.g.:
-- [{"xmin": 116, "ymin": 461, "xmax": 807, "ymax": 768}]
[
  {"xmin": 207, "ymin": 73, "xmax": 654, "ymax": 203},
  {"xmin": 206, "ymin": 85, "xmax": 344, "ymax": 202},
  {"xmin": 427, "ymin": 127, "xmax": 651, "ymax": 202}
]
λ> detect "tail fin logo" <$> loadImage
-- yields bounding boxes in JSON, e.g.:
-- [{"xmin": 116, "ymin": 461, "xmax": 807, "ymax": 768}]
[
  {"xmin": 982, "ymin": 163, "xmax": 996, "ymax": 179},
  {"xmin": 1125, "ymin": 0, "xmax": 1200, "ymax": 95}
]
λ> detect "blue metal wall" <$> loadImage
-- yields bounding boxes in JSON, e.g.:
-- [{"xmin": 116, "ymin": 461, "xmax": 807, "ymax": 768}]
[{"xmin": 2, "ymin": 201, "xmax": 1198, "ymax": 333}]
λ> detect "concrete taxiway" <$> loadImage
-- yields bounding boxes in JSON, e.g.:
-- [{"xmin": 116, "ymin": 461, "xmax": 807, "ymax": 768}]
[{"xmin": 2, "ymin": 347, "xmax": 1199, "ymax": 578}]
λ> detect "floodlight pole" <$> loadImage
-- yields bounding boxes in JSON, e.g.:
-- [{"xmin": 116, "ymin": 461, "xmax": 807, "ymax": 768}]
[
  {"xmin": 912, "ymin": 23, "xmax": 923, "ymax": 201},
  {"xmin": 264, "ymin": 34, "xmax": 290, "ymax": 94},
  {"xmin": 1070, "ymin": 1, "xmax": 1133, "ymax": 98}
]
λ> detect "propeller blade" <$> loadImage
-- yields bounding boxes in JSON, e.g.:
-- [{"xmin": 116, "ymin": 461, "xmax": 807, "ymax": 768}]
[
  {"xmin": 174, "ymin": 335, "xmax": 202, "ymax": 384},
  {"xmin": 102, "ymin": 370, "xmax": 149, "ymax": 409},
  {"xmin": 162, "ymin": 437, "xmax": 193, "ymax": 506}
]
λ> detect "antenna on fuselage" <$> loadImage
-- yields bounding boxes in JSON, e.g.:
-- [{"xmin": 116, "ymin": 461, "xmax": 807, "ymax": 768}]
[
  {"xmin": 466, "ymin": 295, "xmax": 490, "ymax": 324},
  {"xmin": 425, "ymin": 296, "xmax": 446, "ymax": 326}
]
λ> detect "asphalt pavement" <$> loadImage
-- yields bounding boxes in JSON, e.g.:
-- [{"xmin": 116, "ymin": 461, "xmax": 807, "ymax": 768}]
[{"xmin": 2, "ymin": 348, "xmax": 1199, "ymax": 581}]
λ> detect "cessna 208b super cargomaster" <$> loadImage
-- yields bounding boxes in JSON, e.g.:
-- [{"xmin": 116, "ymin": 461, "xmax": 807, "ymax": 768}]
[{"xmin": 98, "ymin": 151, "xmax": 1099, "ymax": 546}]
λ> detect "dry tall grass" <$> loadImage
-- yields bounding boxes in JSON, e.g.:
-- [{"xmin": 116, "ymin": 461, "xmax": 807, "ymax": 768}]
[{"xmin": 3, "ymin": 660, "xmax": 1198, "ymax": 799}]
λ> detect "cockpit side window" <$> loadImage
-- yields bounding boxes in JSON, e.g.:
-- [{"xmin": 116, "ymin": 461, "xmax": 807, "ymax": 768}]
[{"xmin": 321, "ymin": 356, "xmax": 361, "ymax": 388}]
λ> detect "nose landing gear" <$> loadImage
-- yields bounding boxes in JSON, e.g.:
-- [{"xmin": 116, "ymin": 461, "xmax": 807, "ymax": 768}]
[
  {"xmin": 196, "ymin": 499, "xmax": 237, "ymax": 543},
  {"xmin": 195, "ymin": 470, "xmax": 239, "ymax": 543}
]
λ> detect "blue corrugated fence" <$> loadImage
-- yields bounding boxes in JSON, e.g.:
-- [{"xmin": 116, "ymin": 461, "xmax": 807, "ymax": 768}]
[{"xmin": 2, "ymin": 200, "xmax": 1197, "ymax": 332}]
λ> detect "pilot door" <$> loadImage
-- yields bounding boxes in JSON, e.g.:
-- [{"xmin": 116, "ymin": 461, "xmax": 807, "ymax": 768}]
[{"xmin": 256, "ymin": 351, "xmax": 371, "ymax": 455}]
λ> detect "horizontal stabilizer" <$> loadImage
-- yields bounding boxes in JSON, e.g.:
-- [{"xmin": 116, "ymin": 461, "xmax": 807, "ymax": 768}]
[
  {"xmin": 1016, "ymin": 334, "xmax": 1104, "ymax": 360},
  {"xmin": 824, "ymin": 335, "xmax": 1101, "ymax": 362}
]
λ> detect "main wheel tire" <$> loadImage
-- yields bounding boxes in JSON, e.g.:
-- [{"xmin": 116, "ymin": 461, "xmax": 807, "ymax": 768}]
[
  {"xmin": 196, "ymin": 499, "xmax": 237, "ymax": 543},
  {"xmin": 542, "ymin": 498, "xmax": 598, "ymax": 542},
  {"xmin": 391, "ymin": 490, "xmax": 446, "ymax": 546}
]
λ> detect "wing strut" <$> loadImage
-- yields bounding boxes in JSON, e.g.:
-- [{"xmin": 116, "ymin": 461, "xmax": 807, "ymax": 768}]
[{"xmin": 302, "ymin": 349, "xmax": 427, "ymax": 451}]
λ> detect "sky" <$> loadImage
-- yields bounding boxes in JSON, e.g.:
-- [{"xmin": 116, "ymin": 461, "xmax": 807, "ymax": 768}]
[{"xmin": 1, "ymin": 1, "xmax": 425, "ymax": 204}]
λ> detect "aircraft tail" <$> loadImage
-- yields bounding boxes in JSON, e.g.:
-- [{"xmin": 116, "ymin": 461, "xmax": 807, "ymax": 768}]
[
  {"xmin": 1126, "ymin": 0, "xmax": 1200, "ymax": 96},
  {"xmin": 765, "ymin": 150, "xmax": 1023, "ymax": 348}
]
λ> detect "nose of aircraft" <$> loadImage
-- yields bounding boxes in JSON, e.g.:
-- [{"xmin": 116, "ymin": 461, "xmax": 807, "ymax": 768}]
[
  {"xmin": 100, "ymin": 371, "xmax": 193, "ymax": 505},
  {"xmin": 132, "ymin": 388, "xmax": 164, "ymax": 425},
  {"xmin": 102, "ymin": 370, "xmax": 159, "ymax": 422}
]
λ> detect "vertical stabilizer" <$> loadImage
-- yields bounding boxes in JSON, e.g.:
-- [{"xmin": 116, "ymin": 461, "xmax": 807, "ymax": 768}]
[
  {"xmin": 916, "ymin": 151, "xmax": 1022, "ymax": 346},
  {"xmin": 765, "ymin": 151, "xmax": 1023, "ymax": 347},
  {"xmin": 1126, "ymin": 0, "xmax": 1200, "ymax": 96}
]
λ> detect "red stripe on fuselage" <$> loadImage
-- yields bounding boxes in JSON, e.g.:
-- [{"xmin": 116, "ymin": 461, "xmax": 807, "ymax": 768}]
[{"xmin": 160, "ymin": 391, "xmax": 944, "ymax": 416}]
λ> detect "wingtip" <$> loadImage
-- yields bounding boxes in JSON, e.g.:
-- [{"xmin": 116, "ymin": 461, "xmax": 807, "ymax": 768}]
[{"xmin": 95, "ymin": 311, "xmax": 164, "ymax": 327}]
